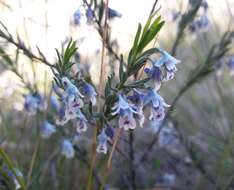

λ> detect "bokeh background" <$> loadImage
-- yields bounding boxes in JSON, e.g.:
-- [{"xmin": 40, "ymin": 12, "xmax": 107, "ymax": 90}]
[{"xmin": 0, "ymin": 0, "xmax": 234, "ymax": 189}]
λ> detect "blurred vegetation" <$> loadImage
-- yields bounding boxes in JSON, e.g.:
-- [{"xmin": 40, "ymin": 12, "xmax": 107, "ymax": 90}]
[{"xmin": 0, "ymin": 0, "xmax": 234, "ymax": 189}]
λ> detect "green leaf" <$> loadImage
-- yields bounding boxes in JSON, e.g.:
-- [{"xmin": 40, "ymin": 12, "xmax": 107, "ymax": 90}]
[
  {"xmin": 141, "ymin": 15, "xmax": 156, "ymax": 38},
  {"xmin": 135, "ymin": 47, "xmax": 160, "ymax": 61},
  {"xmin": 128, "ymin": 57, "xmax": 147, "ymax": 76},
  {"xmin": 138, "ymin": 19, "xmax": 164, "ymax": 53},
  {"xmin": 128, "ymin": 24, "xmax": 142, "ymax": 65},
  {"xmin": 119, "ymin": 55, "xmax": 125, "ymax": 81},
  {"xmin": 0, "ymin": 47, "xmax": 14, "ymax": 68},
  {"xmin": 104, "ymin": 73, "xmax": 115, "ymax": 98},
  {"xmin": 54, "ymin": 39, "xmax": 78, "ymax": 77},
  {"xmin": 124, "ymin": 78, "xmax": 150, "ymax": 88}
]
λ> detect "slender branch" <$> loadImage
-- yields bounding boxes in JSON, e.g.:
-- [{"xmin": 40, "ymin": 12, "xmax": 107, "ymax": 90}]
[
  {"xmin": 0, "ymin": 26, "xmax": 55, "ymax": 68},
  {"xmin": 171, "ymin": 0, "xmax": 202, "ymax": 55},
  {"xmin": 171, "ymin": 119, "xmax": 221, "ymax": 189},
  {"xmin": 87, "ymin": 0, "xmax": 109, "ymax": 189},
  {"xmin": 26, "ymin": 138, "xmax": 40, "ymax": 190},
  {"xmin": 129, "ymin": 130, "xmax": 136, "ymax": 190},
  {"xmin": 82, "ymin": 0, "xmax": 121, "ymax": 62},
  {"xmin": 74, "ymin": 146, "xmax": 104, "ymax": 188}
]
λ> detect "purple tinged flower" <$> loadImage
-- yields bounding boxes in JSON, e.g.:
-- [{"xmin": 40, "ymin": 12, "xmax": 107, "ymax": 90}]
[
  {"xmin": 149, "ymin": 106, "xmax": 165, "ymax": 121},
  {"xmin": 62, "ymin": 77, "xmax": 84, "ymax": 110},
  {"xmin": 75, "ymin": 109, "xmax": 88, "ymax": 133},
  {"xmin": 105, "ymin": 126, "xmax": 115, "ymax": 140},
  {"xmin": 144, "ymin": 66, "xmax": 163, "ymax": 90},
  {"xmin": 61, "ymin": 139, "xmax": 75, "ymax": 159},
  {"xmin": 40, "ymin": 121, "xmax": 56, "ymax": 139},
  {"xmin": 155, "ymin": 48, "xmax": 180, "ymax": 82},
  {"xmin": 144, "ymin": 89, "xmax": 170, "ymax": 121},
  {"xmin": 128, "ymin": 89, "xmax": 145, "ymax": 127},
  {"xmin": 56, "ymin": 106, "xmax": 68, "ymax": 126},
  {"xmin": 65, "ymin": 105, "xmax": 80, "ymax": 120},
  {"xmin": 112, "ymin": 94, "xmax": 138, "ymax": 130},
  {"xmin": 96, "ymin": 129, "xmax": 108, "ymax": 154},
  {"xmin": 81, "ymin": 82, "xmax": 97, "ymax": 105},
  {"xmin": 128, "ymin": 89, "xmax": 144, "ymax": 108}
]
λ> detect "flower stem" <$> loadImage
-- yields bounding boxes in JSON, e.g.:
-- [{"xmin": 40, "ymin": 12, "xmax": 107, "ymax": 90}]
[
  {"xmin": 86, "ymin": 0, "xmax": 109, "ymax": 189},
  {"xmin": 129, "ymin": 130, "xmax": 136, "ymax": 190}
]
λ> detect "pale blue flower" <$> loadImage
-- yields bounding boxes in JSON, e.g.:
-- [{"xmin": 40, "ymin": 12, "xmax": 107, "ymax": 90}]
[
  {"xmin": 40, "ymin": 121, "xmax": 56, "ymax": 139},
  {"xmin": 105, "ymin": 126, "xmax": 115, "ymax": 140},
  {"xmin": 227, "ymin": 56, "xmax": 234, "ymax": 75},
  {"xmin": 34, "ymin": 94, "xmax": 46, "ymax": 111},
  {"xmin": 50, "ymin": 96, "xmax": 60, "ymax": 112},
  {"xmin": 112, "ymin": 94, "xmax": 138, "ymax": 130},
  {"xmin": 108, "ymin": 7, "xmax": 122, "ymax": 19},
  {"xmin": 62, "ymin": 77, "xmax": 84, "ymax": 111},
  {"xmin": 24, "ymin": 94, "xmax": 38, "ymax": 115},
  {"xmin": 75, "ymin": 109, "xmax": 88, "ymax": 133},
  {"xmin": 156, "ymin": 48, "xmax": 180, "ymax": 81},
  {"xmin": 170, "ymin": 10, "xmax": 180, "ymax": 22},
  {"xmin": 61, "ymin": 139, "xmax": 75, "ymax": 159},
  {"xmin": 73, "ymin": 8, "xmax": 82, "ymax": 26},
  {"xmin": 56, "ymin": 78, "xmax": 88, "ymax": 125},
  {"xmin": 196, "ymin": 15, "xmax": 209, "ymax": 29},
  {"xmin": 163, "ymin": 173, "xmax": 176, "ymax": 185},
  {"xmin": 227, "ymin": 56, "xmax": 234, "ymax": 69},
  {"xmin": 64, "ymin": 104, "xmax": 80, "ymax": 121},
  {"xmin": 55, "ymin": 106, "xmax": 68, "ymax": 126},
  {"xmin": 96, "ymin": 129, "xmax": 108, "ymax": 154},
  {"xmin": 24, "ymin": 93, "xmax": 45, "ymax": 115},
  {"xmin": 128, "ymin": 88, "xmax": 145, "ymax": 108},
  {"xmin": 201, "ymin": 0, "xmax": 208, "ymax": 11},
  {"xmin": 144, "ymin": 66, "xmax": 163, "ymax": 90},
  {"xmin": 86, "ymin": 7, "xmax": 94, "ymax": 24},
  {"xmin": 144, "ymin": 89, "xmax": 170, "ymax": 121},
  {"xmin": 81, "ymin": 82, "xmax": 97, "ymax": 105},
  {"xmin": 158, "ymin": 126, "xmax": 178, "ymax": 148}
]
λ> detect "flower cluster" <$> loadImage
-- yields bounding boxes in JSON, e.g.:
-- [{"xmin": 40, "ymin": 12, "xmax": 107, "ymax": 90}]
[
  {"xmin": 55, "ymin": 77, "xmax": 97, "ymax": 134},
  {"xmin": 111, "ymin": 49, "xmax": 180, "ymax": 134},
  {"xmin": 22, "ymin": 46, "xmax": 179, "ymax": 157}
]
